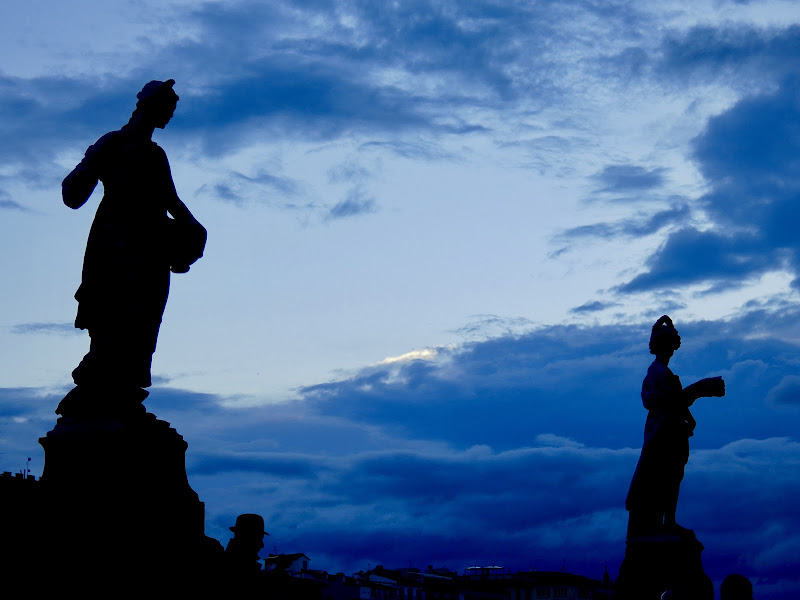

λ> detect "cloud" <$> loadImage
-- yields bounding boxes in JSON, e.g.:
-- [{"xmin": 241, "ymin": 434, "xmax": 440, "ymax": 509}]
[
  {"xmin": 10, "ymin": 322, "xmax": 79, "ymax": 335},
  {"xmin": 326, "ymin": 188, "xmax": 377, "ymax": 220},
  {"xmin": 766, "ymin": 376, "xmax": 800, "ymax": 407},
  {"xmin": 358, "ymin": 139, "xmax": 456, "ymax": 161},
  {"xmin": 300, "ymin": 309, "xmax": 800, "ymax": 451},
  {"xmin": 4, "ymin": 309, "xmax": 800, "ymax": 587},
  {"xmin": 593, "ymin": 165, "xmax": 667, "ymax": 193},
  {"xmin": 0, "ymin": 0, "xmax": 654, "ymax": 181},
  {"xmin": 560, "ymin": 203, "xmax": 691, "ymax": 243},
  {"xmin": 570, "ymin": 300, "xmax": 618, "ymax": 314},
  {"xmin": 197, "ymin": 169, "xmax": 301, "ymax": 207},
  {"xmin": 619, "ymin": 76, "xmax": 800, "ymax": 293},
  {"xmin": 0, "ymin": 189, "xmax": 31, "ymax": 212},
  {"xmin": 327, "ymin": 160, "xmax": 374, "ymax": 184},
  {"xmin": 618, "ymin": 227, "xmax": 771, "ymax": 294},
  {"xmin": 452, "ymin": 314, "xmax": 535, "ymax": 339},
  {"xmin": 657, "ymin": 24, "xmax": 800, "ymax": 88},
  {"xmin": 222, "ymin": 312, "xmax": 800, "ymax": 581}
]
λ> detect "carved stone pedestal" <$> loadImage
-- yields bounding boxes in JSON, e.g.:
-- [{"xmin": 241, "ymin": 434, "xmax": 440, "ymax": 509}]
[
  {"xmin": 615, "ymin": 532, "xmax": 713, "ymax": 600},
  {"xmin": 38, "ymin": 411, "xmax": 222, "ymax": 593}
]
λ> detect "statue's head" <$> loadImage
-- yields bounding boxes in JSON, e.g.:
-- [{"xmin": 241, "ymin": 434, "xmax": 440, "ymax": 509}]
[
  {"xmin": 649, "ymin": 315, "xmax": 681, "ymax": 355},
  {"xmin": 135, "ymin": 79, "xmax": 179, "ymax": 128}
]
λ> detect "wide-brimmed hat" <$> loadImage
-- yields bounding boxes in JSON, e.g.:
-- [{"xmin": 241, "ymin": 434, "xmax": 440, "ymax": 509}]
[{"xmin": 230, "ymin": 513, "xmax": 269, "ymax": 536}]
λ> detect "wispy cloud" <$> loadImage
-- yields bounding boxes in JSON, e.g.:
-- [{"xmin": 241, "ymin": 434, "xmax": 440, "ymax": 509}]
[
  {"xmin": 570, "ymin": 300, "xmax": 619, "ymax": 314},
  {"xmin": 197, "ymin": 169, "xmax": 301, "ymax": 207},
  {"xmin": 593, "ymin": 165, "xmax": 667, "ymax": 193},
  {"xmin": 11, "ymin": 322, "xmax": 78, "ymax": 335},
  {"xmin": 326, "ymin": 188, "xmax": 377, "ymax": 220},
  {"xmin": 0, "ymin": 189, "xmax": 31, "ymax": 212},
  {"xmin": 559, "ymin": 204, "xmax": 691, "ymax": 243}
]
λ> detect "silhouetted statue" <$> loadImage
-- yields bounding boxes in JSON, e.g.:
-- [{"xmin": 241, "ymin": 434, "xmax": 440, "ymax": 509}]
[
  {"xmin": 626, "ymin": 316, "xmax": 725, "ymax": 538},
  {"xmin": 57, "ymin": 79, "xmax": 206, "ymax": 419},
  {"xmin": 225, "ymin": 513, "xmax": 269, "ymax": 572}
]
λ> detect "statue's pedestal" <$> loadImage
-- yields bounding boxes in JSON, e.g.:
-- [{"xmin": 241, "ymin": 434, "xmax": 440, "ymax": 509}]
[
  {"xmin": 38, "ymin": 412, "xmax": 222, "ymax": 592},
  {"xmin": 615, "ymin": 532, "xmax": 713, "ymax": 600}
]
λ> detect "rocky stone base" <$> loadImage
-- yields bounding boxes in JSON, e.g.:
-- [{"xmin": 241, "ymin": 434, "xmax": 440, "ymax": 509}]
[
  {"xmin": 615, "ymin": 531, "xmax": 713, "ymax": 600},
  {"xmin": 37, "ymin": 410, "xmax": 223, "ymax": 594}
]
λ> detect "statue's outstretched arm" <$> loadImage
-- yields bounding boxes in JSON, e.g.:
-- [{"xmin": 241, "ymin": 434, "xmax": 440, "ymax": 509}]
[{"xmin": 682, "ymin": 377, "xmax": 725, "ymax": 405}]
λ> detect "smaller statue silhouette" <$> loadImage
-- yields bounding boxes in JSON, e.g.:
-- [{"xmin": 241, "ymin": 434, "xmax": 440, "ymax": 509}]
[
  {"xmin": 225, "ymin": 513, "xmax": 269, "ymax": 572},
  {"xmin": 625, "ymin": 316, "xmax": 725, "ymax": 538},
  {"xmin": 57, "ymin": 79, "xmax": 206, "ymax": 419}
]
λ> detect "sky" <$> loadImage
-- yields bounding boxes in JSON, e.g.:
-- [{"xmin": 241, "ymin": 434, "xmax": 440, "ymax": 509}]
[{"xmin": 1, "ymin": 0, "xmax": 800, "ymax": 597}]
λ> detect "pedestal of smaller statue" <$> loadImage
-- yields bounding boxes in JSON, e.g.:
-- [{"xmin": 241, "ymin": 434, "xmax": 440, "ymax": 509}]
[
  {"xmin": 615, "ymin": 530, "xmax": 713, "ymax": 600},
  {"xmin": 38, "ymin": 409, "xmax": 221, "ymax": 592}
]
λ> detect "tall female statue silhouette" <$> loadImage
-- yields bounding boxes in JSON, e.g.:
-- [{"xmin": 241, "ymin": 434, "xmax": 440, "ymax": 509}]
[
  {"xmin": 58, "ymin": 79, "xmax": 206, "ymax": 418},
  {"xmin": 625, "ymin": 315, "xmax": 725, "ymax": 537}
]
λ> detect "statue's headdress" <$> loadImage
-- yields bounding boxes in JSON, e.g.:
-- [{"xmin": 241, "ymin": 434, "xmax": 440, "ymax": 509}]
[
  {"xmin": 135, "ymin": 79, "xmax": 179, "ymax": 108},
  {"xmin": 649, "ymin": 315, "xmax": 678, "ymax": 355}
]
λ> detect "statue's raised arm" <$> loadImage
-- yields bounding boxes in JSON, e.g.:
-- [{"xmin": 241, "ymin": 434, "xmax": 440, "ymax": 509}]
[{"xmin": 57, "ymin": 79, "xmax": 206, "ymax": 420}]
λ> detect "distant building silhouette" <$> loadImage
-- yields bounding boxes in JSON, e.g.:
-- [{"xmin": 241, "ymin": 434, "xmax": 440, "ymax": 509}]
[{"xmin": 264, "ymin": 552, "xmax": 310, "ymax": 575}]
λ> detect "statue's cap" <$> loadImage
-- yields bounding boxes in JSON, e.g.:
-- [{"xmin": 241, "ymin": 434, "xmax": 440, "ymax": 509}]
[
  {"xmin": 136, "ymin": 79, "xmax": 178, "ymax": 102},
  {"xmin": 230, "ymin": 513, "xmax": 269, "ymax": 536}
]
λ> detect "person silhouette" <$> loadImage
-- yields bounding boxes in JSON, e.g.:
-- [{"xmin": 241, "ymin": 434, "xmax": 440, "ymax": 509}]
[
  {"xmin": 625, "ymin": 316, "xmax": 725, "ymax": 537},
  {"xmin": 57, "ymin": 79, "xmax": 206, "ymax": 419},
  {"xmin": 225, "ymin": 513, "xmax": 269, "ymax": 572}
]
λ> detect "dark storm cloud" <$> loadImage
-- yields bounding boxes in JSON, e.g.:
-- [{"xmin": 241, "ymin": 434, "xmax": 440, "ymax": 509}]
[
  {"xmin": 618, "ymin": 227, "xmax": 771, "ymax": 293},
  {"xmin": 4, "ymin": 311, "xmax": 800, "ymax": 585},
  {"xmin": 254, "ymin": 440, "xmax": 636, "ymax": 574},
  {"xmin": 619, "ymin": 76, "xmax": 800, "ymax": 293},
  {"xmin": 766, "ymin": 376, "xmax": 800, "ymax": 407},
  {"xmin": 300, "ymin": 311, "xmax": 800, "ymax": 451},
  {"xmin": 0, "ymin": 388, "xmax": 49, "ymax": 419},
  {"xmin": 658, "ymin": 24, "xmax": 800, "ymax": 86},
  {"xmin": 0, "ymin": 74, "xmax": 125, "ymax": 168},
  {"xmin": 190, "ymin": 450, "xmax": 327, "ymax": 478},
  {"xmin": 602, "ymin": 22, "xmax": 800, "ymax": 91},
  {"xmin": 274, "ymin": 311, "xmax": 800, "ymax": 581},
  {"xmin": 0, "ymin": 0, "xmax": 654, "ymax": 181}
]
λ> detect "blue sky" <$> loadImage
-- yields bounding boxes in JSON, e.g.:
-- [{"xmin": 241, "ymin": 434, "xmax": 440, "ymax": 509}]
[{"xmin": 2, "ymin": 1, "xmax": 800, "ymax": 597}]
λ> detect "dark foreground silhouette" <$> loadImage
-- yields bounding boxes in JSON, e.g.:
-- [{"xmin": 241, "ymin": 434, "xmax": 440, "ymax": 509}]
[
  {"xmin": 14, "ymin": 80, "xmax": 218, "ymax": 596},
  {"xmin": 720, "ymin": 574, "xmax": 754, "ymax": 600},
  {"xmin": 617, "ymin": 315, "xmax": 727, "ymax": 600},
  {"xmin": 626, "ymin": 315, "xmax": 725, "ymax": 538},
  {"xmin": 57, "ymin": 79, "xmax": 206, "ymax": 419}
]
